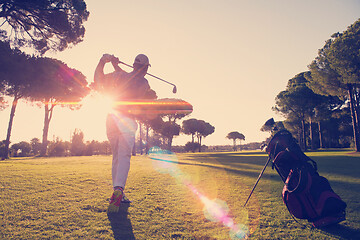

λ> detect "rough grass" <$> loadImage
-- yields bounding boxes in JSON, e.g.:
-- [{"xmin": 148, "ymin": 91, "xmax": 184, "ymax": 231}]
[{"xmin": 0, "ymin": 151, "xmax": 359, "ymax": 239}]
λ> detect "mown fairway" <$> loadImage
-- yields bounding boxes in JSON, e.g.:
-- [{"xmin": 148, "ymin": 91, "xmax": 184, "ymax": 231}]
[{"xmin": 1, "ymin": 151, "xmax": 359, "ymax": 239}]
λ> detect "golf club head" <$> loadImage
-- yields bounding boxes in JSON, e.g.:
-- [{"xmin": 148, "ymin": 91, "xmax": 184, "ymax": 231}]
[{"xmin": 173, "ymin": 86, "xmax": 177, "ymax": 94}]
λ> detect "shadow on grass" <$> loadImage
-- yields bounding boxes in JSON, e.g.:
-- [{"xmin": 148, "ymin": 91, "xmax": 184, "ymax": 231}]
[
  {"xmin": 151, "ymin": 155, "xmax": 277, "ymax": 183},
  {"xmin": 107, "ymin": 204, "xmax": 135, "ymax": 240},
  {"xmin": 182, "ymin": 152, "xmax": 269, "ymax": 167},
  {"xmin": 320, "ymin": 223, "xmax": 360, "ymax": 240},
  {"xmin": 177, "ymin": 153, "xmax": 360, "ymax": 189},
  {"xmin": 186, "ymin": 155, "xmax": 360, "ymax": 197}
]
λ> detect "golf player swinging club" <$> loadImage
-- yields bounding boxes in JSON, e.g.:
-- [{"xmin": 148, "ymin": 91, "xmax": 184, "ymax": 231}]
[{"xmin": 94, "ymin": 53, "xmax": 171, "ymax": 213}]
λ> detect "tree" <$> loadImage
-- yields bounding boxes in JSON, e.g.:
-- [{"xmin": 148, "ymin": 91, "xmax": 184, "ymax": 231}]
[
  {"xmin": 140, "ymin": 116, "xmax": 160, "ymax": 154},
  {"xmin": 30, "ymin": 137, "xmax": 41, "ymax": 156},
  {"xmin": 164, "ymin": 113, "xmax": 188, "ymax": 151},
  {"xmin": 84, "ymin": 140, "xmax": 104, "ymax": 156},
  {"xmin": 153, "ymin": 118, "xmax": 181, "ymax": 151},
  {"xmin": 226, "ymin": 131, "xmax": 245, "ymax": 151},
  {"xmin": 0, "ymin": 76, "xmax": 6, "ymax": 110},
  {"xmin": 48, "ymin": 139, "xmax": 67, "ymax": 157},
  {"xmin": 70, "ymin": 129, "xmax": 85, "ymax": 156},
  {"xmin": 140, "ymin": 115, "xmax": 164, "ymax": 152},
  {"xmin": 196, "ymin": 120, "xmax": 215, "ymax": 152},
  {"xmin": 0, "ymin": 0, "xmax": 89, "ymax": 54},
  {"xmin": 181, "ymin": 118, "xmax": 198, "ymax": 143},
  {"xmin": 100, "ymin": 141, "xmax": 111, "ymax": 155},
  {"xmin": 148, "ymin": 112, "xmax": 188, "ymax": 151},
  {"xmin": 0, "ymin": 41, "xmax": 33, "ymax": 159},
  {"xmin": 311, "ymin": 95, "xmax": 344, "ymax": 149},
  {"xmin": 308, "ymin": 19, "xmax": 360, "ymax": 151},
  {"xmin": 181, "ymin": 118, "xmax": 215, "ymax": 152},
  {"xmin": 28, "ymin": 57, "xmax": 89, "ymax": 156},
  {"xmin": 0, "ymin": 140, "xmax": 6, "ymax": 158},
  {"xmin": 333, "ymin": 107, "xmax": 353, "ymax": 147},
  {"xmin": 273, "ymin": 72, "xmax": 321, "ymax": 150},
  {"xmin": 184, "ymin": 141, "xmax": 200, "ymax": 152},
  {"xmin": 0, "ymin": 95, "xmax": 6, "ymax": 109},
  {"xmin": 10, "ymin": 141, "xmax": 31, "ymax": 157}
]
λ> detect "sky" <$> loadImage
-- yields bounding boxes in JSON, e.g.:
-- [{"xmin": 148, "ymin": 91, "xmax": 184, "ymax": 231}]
[{"xmin": 1, "ymin": 0, "xmax": 360, "ymax": 146}]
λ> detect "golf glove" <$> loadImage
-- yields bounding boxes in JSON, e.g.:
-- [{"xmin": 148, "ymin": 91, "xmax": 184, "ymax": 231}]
[{"xmin": 101, "ymin": 54, "xmax": 119, "ymax": 64}]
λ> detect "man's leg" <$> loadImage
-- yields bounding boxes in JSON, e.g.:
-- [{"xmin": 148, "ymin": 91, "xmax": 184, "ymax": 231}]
[
  {"xmin": 108, "ymin": 133, "xmax": 135, "ymax": 212},
  {"xmin": 112, "ymin": 132, "xmax": 134, "ymax": 189},
  {"xmin": 107, "ymin": 132, "xmax": 121, "ymax": 213},
  {"xmin": 106, "ymin": 114, "xmax": 137, "ymax": 213}
]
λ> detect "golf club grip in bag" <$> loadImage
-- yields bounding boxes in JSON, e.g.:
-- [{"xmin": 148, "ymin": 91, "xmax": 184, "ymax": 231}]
[{"xmin": 266, "ymin": 130, "xmax": 347, "ymax": 228}]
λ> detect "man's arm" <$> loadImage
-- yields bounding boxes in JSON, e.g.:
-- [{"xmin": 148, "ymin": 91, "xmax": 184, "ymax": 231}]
[
  {"xmin": 94, "ymin": 54, "xmax": 122, "ymax": 91},
  {"xmin": 94, "ymin": 58, "xmax": 106, "ymax": 86}
]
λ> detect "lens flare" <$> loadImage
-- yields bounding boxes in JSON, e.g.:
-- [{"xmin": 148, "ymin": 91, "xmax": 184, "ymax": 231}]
[
  {"xmin": 50, "ymin": 98, "xmax": 193, "ymax": 115},
  {"xmin": 150, "ymin": 146, "xmax": 179, "ymax": 175},
  {"xmin": 148, "ymin": 147, "xmax": 253, "ymax": 239}
]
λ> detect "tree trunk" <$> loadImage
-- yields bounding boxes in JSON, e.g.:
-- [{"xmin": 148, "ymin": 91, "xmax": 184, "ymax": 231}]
[
  {"xmin": 3, "ymin": 94, "xmax": 20, "ymax": 159},
  {"xmin": 168, "ymin": 137, "xmax": 173, "ymax": 152},
  {"xmin": 198, "ymin": 136, "xmax": 202, "ymax": 152},
  {"xmin": 348, "ymin": 84, "xmax": 360, "ymax": 151},
  {"xmin": 40, "ymin": 100, "xmax": 56, "ymax": 157},
  {"xmin": 139, "ymin": 122, "xmax": 143, "ymax": 155},
  {"xmin": 309, "ymin": 117, "xmax": 315, "ymax": 150},
  {"xmin": 145, "ymin": 125, "xmax": 149, "ymax": 154},
  {"xmin": 301, "ymin": 118, "xmax": 307, "ymax": 151},
  {"xmin": 40, "ymin": 103, "xmax": 50, "ymax": 156},
  {"xmin": 233, "ymin": 139, "xmax": 236, "ymax": 151},
  {"xmin": 318, "ymin": 121, "xmax": 324, "ymax": 149},
  {"xmin": 354, "ymin": 88, "xmax": 360, "ymax": 146}
]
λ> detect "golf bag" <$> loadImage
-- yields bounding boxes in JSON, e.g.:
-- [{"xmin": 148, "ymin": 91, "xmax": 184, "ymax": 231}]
[{"xmin": 266, "ymin": 130, "xmax": 347, "ymax": 228}]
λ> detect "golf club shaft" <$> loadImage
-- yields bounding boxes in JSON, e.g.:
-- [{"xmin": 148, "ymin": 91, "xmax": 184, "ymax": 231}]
[
  {"xmin": 243, "ymin": 156, "xmax": 272, "ymax": 207},
  {"xmin": 117, "ymin": 61, "xmax": 176, "ymax": 88}
]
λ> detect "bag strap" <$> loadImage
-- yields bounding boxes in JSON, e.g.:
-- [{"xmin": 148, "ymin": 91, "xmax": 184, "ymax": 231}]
[
  {"xmin": 283, "ymin": 190, "xmax": 313, "ymax": 229},
  {"xmin": 285, "ymin": 168, "xmax": 302, "ymax": 193}
]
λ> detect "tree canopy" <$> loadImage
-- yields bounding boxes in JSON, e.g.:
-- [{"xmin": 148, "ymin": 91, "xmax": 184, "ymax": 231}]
[
  {"xmin": 273, "ymin": 72, "xmax": 322, "ymax": 150},
  {"xmin": 182, "ymin": 118, "xmax": 215, "ymax": 152},
  {"xmin": 0, "ymin": 0, "xmax": 89, "ymax": 54},
  {"xmin": 308, "ymin": 18, "xmax": 360, "ymax": 151},
  {"xmin": 181, "ymin": 118, "xmax": 198, "ymax": 143},
  {"xmin": 28, "ymin": 57, "xmax": 89, "ymax": 103},
  {"xmin": 0, "ymin": 40, "xmax": 34, "ymax": 158},
  {"xmin": 0, "ymin": 40, "xmax": 32, "ymax": 98},
  {"xmin": 27, "ymin": 57, "xmax": 89, "ymax": 156},
  {"xmin": 226, "ymin": 131, "xmax": 245, "ymax": 151}
]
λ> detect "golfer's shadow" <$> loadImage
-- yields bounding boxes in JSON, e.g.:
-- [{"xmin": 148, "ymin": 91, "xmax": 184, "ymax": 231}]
[
  {"xmin": 107, "ymin": 203, "xmax": 135, "ymax": 240},
  {"xmin": 320, "ymin": 223, "xmax": 360, "ymax": 240}
]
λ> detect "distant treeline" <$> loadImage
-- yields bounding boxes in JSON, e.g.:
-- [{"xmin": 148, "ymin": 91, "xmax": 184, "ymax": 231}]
[{"xmin": 1, "ymin": 133, "xmax": 264, "ymax": 158}]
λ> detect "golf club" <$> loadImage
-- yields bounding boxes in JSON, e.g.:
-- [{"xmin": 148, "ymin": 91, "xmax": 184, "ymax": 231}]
[
  {"xmin": 243, "ymin": 156, "xmax": 272, "ymax": 207},
  {"xmin": 114, "ymin": 59, "xmax": 177, "ymax": 94}
]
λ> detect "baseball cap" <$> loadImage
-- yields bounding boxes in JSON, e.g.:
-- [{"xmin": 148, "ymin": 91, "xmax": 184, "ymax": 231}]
[{"xmin": 134, "ymin": 54, "xmax": 151, "ymax": 66}]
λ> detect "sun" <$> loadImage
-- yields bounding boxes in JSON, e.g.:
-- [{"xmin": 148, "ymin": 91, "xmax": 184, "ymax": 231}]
[
  {"xmin": 72, "ymin": 92, "xmax": 115, "ymax": 140},
  {"xmin": 82, "ymin": 93, "xmax": 115, "ymax": 115}
]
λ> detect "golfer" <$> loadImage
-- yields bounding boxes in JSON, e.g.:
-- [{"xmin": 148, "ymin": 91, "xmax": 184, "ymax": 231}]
[{"xmin": 94, "ymin": 53, "xmax": 157, "ymax": 213}]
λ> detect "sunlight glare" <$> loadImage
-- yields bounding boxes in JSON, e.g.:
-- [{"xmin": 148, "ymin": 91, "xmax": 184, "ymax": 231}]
[
  {"xmin": 71, "ymin": 93, "xmax": 115, "ymax": 140},
  {"xmin": 82, "ymin": 93, "xmax": 115, "ymax": 115}
]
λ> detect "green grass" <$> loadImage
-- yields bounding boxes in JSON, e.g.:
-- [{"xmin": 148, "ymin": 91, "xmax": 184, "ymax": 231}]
[{"xmin": 0, "ymin": 151, "xmax": 359, "ymax": 239}]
